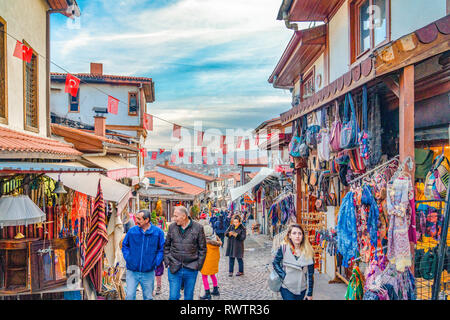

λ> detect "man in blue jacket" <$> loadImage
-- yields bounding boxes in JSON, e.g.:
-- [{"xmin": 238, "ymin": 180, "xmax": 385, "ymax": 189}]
[{"xmin": 122, "ymin": 210, "xmax": 165, "ymax": 300}]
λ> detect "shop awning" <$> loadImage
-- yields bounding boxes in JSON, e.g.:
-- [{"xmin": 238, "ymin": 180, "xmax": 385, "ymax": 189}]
[
  {"xmin": 82, "ymin": 155, "xmax": 138, "ymax": 180},
  {"xmin": 229, "ymin": 167, "xmax": 276, "ymax": 201},
  {"xmin": 0, "ymin": 195, "xmax": 46, "ymax": 228},
  {"xmin": 45, "ymin": 172, "xmax": 131, "ymax": 205},
  {"xmin": 0, "ymin": 162, "xmax": 104, "ymax": 174}
]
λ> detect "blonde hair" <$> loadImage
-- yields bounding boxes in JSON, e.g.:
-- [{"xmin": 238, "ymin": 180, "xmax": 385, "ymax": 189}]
[{"xmin": 284, "ymin": 224, "xmax": 314, "ymax": 259}]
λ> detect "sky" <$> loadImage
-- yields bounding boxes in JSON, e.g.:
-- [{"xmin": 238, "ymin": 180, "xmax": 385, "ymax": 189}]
[{"xmin": 50, "ymin": 0, "xmax": 295, "ymax": 151}]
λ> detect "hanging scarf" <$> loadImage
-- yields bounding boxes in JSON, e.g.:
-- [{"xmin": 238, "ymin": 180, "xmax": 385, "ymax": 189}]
[
  {"xmin": 345, "ymin": 265, "xmax": 365, "ymax": 300},
  {"xmin": 361, "ymin": 185, "xmax": 379, "ymax": 249},
  {"xmin": 337, "ymin": 192, "xmax": 358, "ymax": 267}
]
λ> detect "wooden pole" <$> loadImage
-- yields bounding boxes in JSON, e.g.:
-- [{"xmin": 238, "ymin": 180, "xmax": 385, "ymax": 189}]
[{"xmin": 399, "ymin": 64, "xmax": 416, "ymax": 274}]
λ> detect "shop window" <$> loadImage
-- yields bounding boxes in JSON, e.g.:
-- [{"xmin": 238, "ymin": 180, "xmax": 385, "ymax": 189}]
[
  {"xmin": 23, "ymin": 41, "xmax": 38, "ymax": 132},
  {"xmin": 68, "ymin": 89, "xmax": 80, "ymax": 112},
  {"xmin": 0, "ymin": 17, "xmax": 7, "ymax": 123},
  {"xmin": 128, "ymin": 92, "xmax": 138, "ymax": 116},
  {"xmin": 302, "ymin": 68, "xmax": 315, "ymax": 99},
  {"xmin": 350, "ymin": 0, "xmax": 390, "ymax": 63}
]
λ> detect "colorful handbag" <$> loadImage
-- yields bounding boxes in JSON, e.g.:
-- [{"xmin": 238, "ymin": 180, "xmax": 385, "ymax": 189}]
[
  {"xmin": 358, "ymin": 85, "xmax": 370, "ymax": 162},
  {"xmin": 348, "ymin": 148, "xmax": 366, "ymax": 174},
  {"xmin": 340, "ymin": 92, "xmax": 359, "ymax": 150},
  {"xmin": 329, "ymin": 100, "xmax": 342, "ymax": 153},
  {"xmin": 318, "ymin": 107, "xmax": 331, "ymax": 161},
  {"xmin": 327, "ymin": 180, "xmax": 338, "ymax": 206},
  {"xmin": 289, "ymin": 135, "xmax": 303, "ymax": 158},
  {"xmin": 424, "ymin": 153, "xmax": 450, "ymax": 201}
]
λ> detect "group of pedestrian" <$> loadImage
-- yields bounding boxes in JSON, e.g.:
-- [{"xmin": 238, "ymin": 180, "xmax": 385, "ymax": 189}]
[{"xmin": 121, "ymin": 206, "xmax": 248, "ymax": 300}]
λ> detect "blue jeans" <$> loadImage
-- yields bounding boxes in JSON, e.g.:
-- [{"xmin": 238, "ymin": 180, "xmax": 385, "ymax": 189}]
[
  {"xmin": 280, "ymin": 287, "xmax": 306, "ymax": 300},
  {"xmin": 168, "ymin": 267, "xmax": 198, "ymax": 300},
  {"xmin": 229, "ymin": 257, "xmax": 244, "ymax": 273},
  {"xmin": 125, "ymin": 270, "xmax": 155, "ymax": 300}
]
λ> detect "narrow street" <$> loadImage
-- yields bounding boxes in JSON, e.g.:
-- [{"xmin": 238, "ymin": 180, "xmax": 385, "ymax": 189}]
[{"xmin": 130, "ymin": 233, "xmax": 347, "ymax": 300}]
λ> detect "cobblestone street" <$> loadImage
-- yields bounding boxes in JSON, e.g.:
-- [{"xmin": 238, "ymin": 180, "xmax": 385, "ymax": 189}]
[{"xmin": 127, "ymin": 234, "xmax": 347, "ymax": 300}]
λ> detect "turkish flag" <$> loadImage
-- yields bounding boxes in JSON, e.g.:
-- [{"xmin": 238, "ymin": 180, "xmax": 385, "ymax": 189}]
[
  {"xmin": 143, "ymin": 113, "xmax": 153, "ymax": 131},
  {"xmin": 171, "ymin": 154, "xmax": 176, "ymax": 163},
  {"xmin": 202, "ymin": 157, "xmax": 208, "ymax": 165},
  {"xmin": 202, "ymin": 147, "xmax": 207, "ymax": 157},
  {"xmin": 151, "ymin": 152, "xmax": 157, "ymax": 160},
  {"xmin": 222, "ymin": 144, "xmax": 227, "ymax": 155},
  {"xmin": 178, "ymin": 148, "xmax": 184, "ymax": 158},
  {"xmin": 13, "ymin": 40, "xmax": 32, "ymax": 63},
  {"xmin": 65, "ymin": 74, "xmax": 80, "ymax": 97},
  {"xmin": 236, "ymin": 136, "xmax": 242, "ymax": 148},
  {"xmin": 218, "ymin": 158, "xmax": 222, "ymax": 166},
  {"xmin": 189, "ymin": 155, "xmax": 193, "ymax": 163},
  {"xmin": 140, "ymin": 148, "xmax": 147, "ymax": 158},
  {"xmin": 107, "ymin": 96, "xmax": 119, "ymax": 114},
  {"xmin": 220, "ymin": 135, "xmax": 226, "ymax": 149},
  {"xmin": 159, "ymin": 149, "xmax": 165, "ymax": 154},
  {"xmin": 239, "ymin": 158, "xmax": 245, "ymax": 165},
  {"xmin": 244, "ymin": 139, "xmax": 250, "ymax": 151},
  {"xmin": 197, "ymin": 131, "xmax": 204, "ymax": 146},
  {"xmin": 173, "ymin": 124, "xmax": 181, "ymax": 139}
]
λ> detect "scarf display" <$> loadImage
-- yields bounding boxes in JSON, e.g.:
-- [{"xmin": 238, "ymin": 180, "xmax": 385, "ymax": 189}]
[{"xmin": 337, "ymin": 192, "xmax": 358, "ymax": 267}]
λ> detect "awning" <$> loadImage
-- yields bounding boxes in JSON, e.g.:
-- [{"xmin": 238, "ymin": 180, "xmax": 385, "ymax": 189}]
[
  {"xmin": 229, "ymin": 167, "xmax": 276, "ymax": 201},
  {"xmin": 82, "ymin": 155, "xmax": 138, "ymax": 180},
  {"xmin": 46, "ymin": 172, "xmax": 131, "ymax": 204},
  {"xmin": 0, "ymin": 162, "xmax": 103, "ymax": 174}
]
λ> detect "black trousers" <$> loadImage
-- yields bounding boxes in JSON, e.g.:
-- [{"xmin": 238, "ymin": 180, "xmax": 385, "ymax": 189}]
[{"xmin": 229, "ymin": 257, "xmax": 244, "ymax": 273}]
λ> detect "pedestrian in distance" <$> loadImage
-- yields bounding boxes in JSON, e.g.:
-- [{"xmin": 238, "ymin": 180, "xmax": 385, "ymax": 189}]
[
  {"xmin": 164, "ymin": 206, "xmax": 207, "ymax": 300},
  {"xmin": 199, "ymin": 225, "xmax": 222, "ymax": 300},
  {"xmin": 272, "ymin": 224, "xmax": 315, "ymax": 300},
  {"xmin": 121, "ymin": 210, "xmax": 165, "ymax": 300},
  {"xmin": 214, "ymin": 213, "xmax": 227, "ymax": 247},
  {"xmin": 225, "ymin": 214, "xmax": 246, "ymax": 277}
]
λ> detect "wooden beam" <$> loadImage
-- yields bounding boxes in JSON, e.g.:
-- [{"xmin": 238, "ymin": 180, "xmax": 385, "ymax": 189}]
[
  {"xmin": 383, "ymin": 76, "xmax": 400, "ymax": 98},
  {"xmin": 105, "ymin": 125, "xmax": 144, "ymax": 132},
  {"xmin": 399, "ymin": 65, "xmax": 415, "ymax": 179}
]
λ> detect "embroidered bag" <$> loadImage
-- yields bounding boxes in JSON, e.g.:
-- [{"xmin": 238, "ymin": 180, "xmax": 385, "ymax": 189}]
[
  {"xmin": 358, "ymin": 85, "xmax": 370, "ymax": 162},
  {"xmin": 298, "ymin": 116, "xmax": 310, "ymax": 158},
  {"xmin": 340, "ymin": 92, "xmax": 359, "ymax": 150},
  {"xmin": 306, "ymin": 111, "xmax": 321, "ymax": 149},
  {"xmin": 288, "ymin": 119, "xmax": 303, "ymax": 157},
  {"xmin": 329, "ymin": 100, "xmax": 342, "ymax": 152},
  {"xmin": 348, "ymin": 148, "xmax": 366, "ymax": 174},
  {"xmin": 318, "ymin": 107, "xmax": 331, "ymax": 161},
  {"xmin": 424, "ymin": 153, "xmax": 450, "ymax": 200}
]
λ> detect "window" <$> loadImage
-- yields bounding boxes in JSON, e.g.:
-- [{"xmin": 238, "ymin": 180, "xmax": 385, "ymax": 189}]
[
  {"xmin": 68, "ymin": 89, "xmax": 80, "ymax": 112},
  {"xmin": 128, "ymin": 92, "xmax": 138, "ymax": 115},
  {"xmin": 0, "ymin": 17, "xmax": 7, "ymax": 123},
  {"xmin": 23, "ymin": 41, "xmax": 38, "ymax": 132},
  {"xmin": 351, "ymin": 0, "xmax": 389, "ymax": 63},
  {"xmin": 301, "ymin": 68, "xmax": 315, "ymax": 99}
]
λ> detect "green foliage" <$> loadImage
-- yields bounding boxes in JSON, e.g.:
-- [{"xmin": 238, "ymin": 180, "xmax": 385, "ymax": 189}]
[{"xmin": 151, "ymin": 210, "xmax": 158, "ymax": 225}]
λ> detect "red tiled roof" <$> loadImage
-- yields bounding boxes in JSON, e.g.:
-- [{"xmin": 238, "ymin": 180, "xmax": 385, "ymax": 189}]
[
  {"xmin": 145, "ymin": 171, "xmax": 205, "ymax": 196},
  {"xmin": 157, "ymin": 164, "xmax": 215, "ymax": 182},
  {"xmin": 51, "ymin": 124, "xmax": 132, "ymax": 148},
  {"xmin": 51, "ymin": 72, "xmax": 152, "ymax": 85},
  {"xmin": 0, "ymin": 126, "xmax": 82, "ymax": 157}
]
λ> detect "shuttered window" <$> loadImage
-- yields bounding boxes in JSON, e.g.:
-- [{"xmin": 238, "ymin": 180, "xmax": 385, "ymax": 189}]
[
  {"xmin": 128, "ymin": 92, "xmax": 138, "ymax": 115},
  {"xmin": 23, "ymin": 42, "xmax": 38, "ymax": 132},
  {"xmin": 0, "ymin": 18, "xmax": 7, "ymax": 122}
]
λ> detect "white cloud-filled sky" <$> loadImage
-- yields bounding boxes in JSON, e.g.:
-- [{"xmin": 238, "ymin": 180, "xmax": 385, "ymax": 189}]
[{"xmin": 50, "ymin": 0, "xmax": 299, "ymax": 151}]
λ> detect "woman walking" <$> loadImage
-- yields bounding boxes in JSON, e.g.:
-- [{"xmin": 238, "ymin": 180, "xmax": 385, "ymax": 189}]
[
  {"xmin": 199, "ymin": 225, "xmax": 222, "ymax": 300},
  {"xmin": 214, "ymin": 214, "xmax": 227, "ymax": 247},
  {"xmin": 272, "ymin": 224, "xmax": 315, "ymax": 300},
  {"xmin": 225, "ymin": 214, "xmax": 246, "ymax": 276}
]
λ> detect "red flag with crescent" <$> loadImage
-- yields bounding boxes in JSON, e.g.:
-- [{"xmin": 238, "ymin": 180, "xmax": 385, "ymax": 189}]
[
  {"xmin": 107, "ymin": 96, "xmax": 119, "ymax": 115},
  {"xmin": 143, "ymin": 113, "xmax": 153, "ymax": 131},
  {"xmin": 13, "ymin": 40, "xmax": 32, "ymax": 63},
  {"xmin": 65, "ymin": 73, "xmax": 80, "ymax": 97}
]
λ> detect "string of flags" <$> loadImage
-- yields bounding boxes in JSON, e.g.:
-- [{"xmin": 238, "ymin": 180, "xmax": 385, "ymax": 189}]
[{"xmin": 7, "ymin": 30, "xmax": 278, "ymax": 162}]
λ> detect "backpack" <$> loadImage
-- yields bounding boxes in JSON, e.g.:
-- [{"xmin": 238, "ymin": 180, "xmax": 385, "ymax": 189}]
[
  {"xmin": 329, "ymin": 100, "xmax": 342, "ymax": 153},
  {"xmin": 340, "ymin": 92, "xmax": 359, "ymax": 150},
  {"xmin": 414, "ymin": 148, "xmax": 434, "ymax": 181},
  {"xmin": 424, "ymin": 154, "xmax": 450, "ymax": 201}
]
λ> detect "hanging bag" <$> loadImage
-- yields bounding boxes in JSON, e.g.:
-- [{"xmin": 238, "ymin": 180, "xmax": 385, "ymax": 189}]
[
  {"xmin": 358, "ymin": 85, "xmax": 370, "ymax": 163},
  {"xmin": 306, "ymin": 111, "xmax": 321, "ymax": 149},
  {"xmin": 424, "ymin": 153, "xmax": 450, "ymax": 201},
  {"xmin": 309, "ymin": 155, "xmax": 320, "ymax": 187},
  {"xmin": 414, "ymin": 148, "xmax": 434, "ymax": 180},
  {"xmin": 326, "ymin": 179, "xmax": 338, "ymax": 207},
  {"xmin": 318, "ymin": 107, "xmax": 331, "ymax": 161},
  {"xmin": 340, "ymin": 92, "xmax": 359, "ymax": 150},
  {"xmin": 329, "ymin": 100, "xmax": 343, "ymax": 152},
  {"xmin": 298, "ymin": 116, "xmax": 310, "ymax": 158},
  {"xmin": 288, "ymin": 119, "xmax": 303, "ymax": 158},
  {"xmin": 348, "ymin": 148, "xmax": 366, "ymax": 174}
]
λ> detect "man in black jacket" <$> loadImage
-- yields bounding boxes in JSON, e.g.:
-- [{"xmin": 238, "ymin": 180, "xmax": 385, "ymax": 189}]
[{"xmin": 164, "ymin": 205, "xmax": 207, "ymax": 300}]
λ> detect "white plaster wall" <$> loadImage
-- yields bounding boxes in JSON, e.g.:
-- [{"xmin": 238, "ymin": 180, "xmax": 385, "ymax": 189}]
[
  {"xmin": 329, "ymin": 2, "xmax": 350, "ymax": 83},
  {"xmin": 50, "ymin": 82, "xmax": 142, "ymax": 128},
  {"xmin": 0, "ymin": 0, "xmax": 49, "ymax": 136},
  {"xmin": 391, "ymin": 0, "xmax": 447, "ymax": 41},
  {"xmin": 307, "ymin": 52, "xmax": 325, "ymax": 93}
]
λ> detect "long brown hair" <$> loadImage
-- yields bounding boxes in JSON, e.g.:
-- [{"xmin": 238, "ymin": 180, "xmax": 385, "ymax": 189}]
[{"xmin": 284, "ymin": 224, "xmax": 314, "ymax": 259}]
